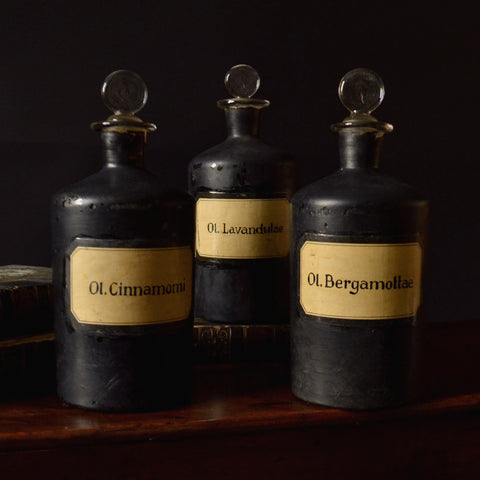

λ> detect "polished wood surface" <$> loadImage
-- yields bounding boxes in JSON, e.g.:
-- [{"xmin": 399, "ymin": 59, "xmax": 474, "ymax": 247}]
[{"xmin": 1, "ymin": 320, "xmax": 480, "ymax": 479}]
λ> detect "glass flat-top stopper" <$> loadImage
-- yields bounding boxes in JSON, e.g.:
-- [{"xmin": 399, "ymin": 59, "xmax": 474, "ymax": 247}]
[
  {"xmin": 102, "ymin": 70, "xmax": 148, "ymax": 115},
  {"xmin": 218, "ymin": 64, "xmax": 269, "ymax": 109},
  {"xmin": 332, "ymin": 68, "xmax": 392, "ymax": 133},
  {"xmin": 224, "ymin": 64, "xmax": 260, "ymax": 98},
  {"xmin": 91, "ymin": 70, "xmax": 156, "ymax": 131}
]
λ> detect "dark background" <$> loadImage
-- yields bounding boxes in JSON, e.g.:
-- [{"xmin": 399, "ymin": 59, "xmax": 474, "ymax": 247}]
[{"xmin": 0, "ymin": 2, "xmax": 477, "ymax": 323}]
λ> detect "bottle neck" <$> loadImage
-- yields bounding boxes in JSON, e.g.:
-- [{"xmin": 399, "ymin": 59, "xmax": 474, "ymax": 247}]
[
  {"xmin": 100, "ymin": 130, "xmax": 146, "ymax": 168},
  {"xmin": 338, "ymin": 130, "xmax": 383, "ymax": 169},
  {"xmin": 225, "ymin": 108, "xmax": 260, "ymax": 137}
]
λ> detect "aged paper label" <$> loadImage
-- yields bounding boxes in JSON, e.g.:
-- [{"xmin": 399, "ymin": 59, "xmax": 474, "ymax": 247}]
[
  {"xmin": 70, "ymin": 246, "xmax": 192, "ymax": 326},
  {"xmin": 300, "ymin": 242, "xmax": 422, "ymax": 319},
  {"xmin": 195, "ymin": 198, "xmax": 291, "ymax": 259}
]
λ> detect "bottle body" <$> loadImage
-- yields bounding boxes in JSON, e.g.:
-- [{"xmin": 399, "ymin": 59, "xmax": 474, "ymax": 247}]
[
  {"xmin": 52, "ymin": 131, "xmax": 194, "ymax": 411},
  {"xmin": 189, "ymin": 109, "xmax": 297, "ymax": 324},
  {"xmin": 291, "ymin": 133, "xmax": 428, "ymax": 410}
]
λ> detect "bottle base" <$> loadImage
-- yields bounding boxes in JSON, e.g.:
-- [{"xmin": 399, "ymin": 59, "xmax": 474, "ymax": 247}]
[
  {"xmin": 291, "ymin": 384, "xmax": 408, "ymax": 411},
  {"xmin": 57, "ymin": 390, "xmax": 191, "ymax": 413},
  {"xmin": 290, "ymin": 315, "xmax": 418, "ymax": 411}
]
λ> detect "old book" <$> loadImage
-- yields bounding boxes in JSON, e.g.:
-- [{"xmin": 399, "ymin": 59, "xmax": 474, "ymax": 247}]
[
  {"xmin": 193, "ymin": 320, "xmax": 290, "ymax": 363},
  {"xmin": 0, "ymin": 265, "xmax": 289, "ymax": 394},
  {"xmin": 0, "ymin": 265, "xmax": 53, "ymax": 339},
  {"xmin": 0, "ymin": 332, "xmax": 55, "ymax": 396},
  {"xmin": 0, "ymin": 323, "xmax": 290, "ymax": 397}
]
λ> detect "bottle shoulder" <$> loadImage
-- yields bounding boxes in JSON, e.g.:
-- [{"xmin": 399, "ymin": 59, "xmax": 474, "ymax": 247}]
[
  {"xmin": 190, "ymin": 136, "xmax": 294, "ymax": 167},
  {"xmin": 188, "ymin": 136, "xmax": 297, "ymax": 195},
  {"xmin": 53, "ymin": 166, "xmax": 193, "ymax": 207},
  {"xmin": 293, "ymin": 169, "xmax": 427, "ymax": 208}
]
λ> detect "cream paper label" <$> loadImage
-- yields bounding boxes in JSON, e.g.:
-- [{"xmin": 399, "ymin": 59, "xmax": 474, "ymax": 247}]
[
  {"xmin": 70, "ymin": 246, "xmax": 192, "ymax": 326},
  {"xmin": 300, "ymin": 241, "xmax": 422, "ymax": 319},
  {"xmin": 195, "ymin": 198, "xmax": 291, "ymax": 259}
]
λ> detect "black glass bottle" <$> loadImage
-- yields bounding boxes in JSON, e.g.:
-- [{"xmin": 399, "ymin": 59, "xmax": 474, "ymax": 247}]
[
  {"xmin": 51, "ymin": 70, "xmax": 194, "ymax": 411},
  {"xmin": 189, "ymin": 64, "xmax": 297, "ymax": 324},
  {"xmin": 291, "ymin": 68, "xmax": 428, "ymax": 410}
]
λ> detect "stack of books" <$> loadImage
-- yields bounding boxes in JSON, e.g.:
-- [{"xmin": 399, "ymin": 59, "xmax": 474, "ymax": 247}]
[
  {"xmin": 0, "ymin": 265, "xmax": 54, "ymax": 396},
  {"xmin": 0, "ymin": 265, "xmax": 289, "ymax": 397}
]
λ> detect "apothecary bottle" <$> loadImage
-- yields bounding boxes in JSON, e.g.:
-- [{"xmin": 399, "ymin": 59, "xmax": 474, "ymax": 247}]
[
  {"xmin": 291, "ymin": 69, "xmax": 428, "ymax": 409},
  {"xmin": 51, "ymin": 70, "xmax": 194, "ymax": 411},
  {"xmin": 188, "ymin": 64, "xmax": 297, "ymax": 324}
]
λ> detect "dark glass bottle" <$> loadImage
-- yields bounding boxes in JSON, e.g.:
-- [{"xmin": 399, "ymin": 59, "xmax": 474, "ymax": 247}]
[
  {"xmin": 189, "ymin": 64, "xmax": 297, "ymax": 324},
  {"xmin": 51, "ymin": 70, "xmax": 194, "ymax": 412},
  {"xmin": 291, "ymin": 68, "xmax": 428, "ymax": 410}
]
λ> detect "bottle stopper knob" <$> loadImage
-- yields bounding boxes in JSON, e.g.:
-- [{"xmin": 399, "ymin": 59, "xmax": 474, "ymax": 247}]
[
  {"xmin": 224, "ymin": 64, "xmax": 261, "ymax": 98},
  {"xmin": 91, "ymin": 70, "xmax": 156, "ymax": 132},
  {"xmin": 101, "ymin": 70, "xmax": 148, "ymax": 115},
  {"xmin": 332, "ymin": 68, "xmax": 392, "ymax": 133},
  {"xmin": 338, "ymin": 68, "xmax": 385, "ymax": 115}
]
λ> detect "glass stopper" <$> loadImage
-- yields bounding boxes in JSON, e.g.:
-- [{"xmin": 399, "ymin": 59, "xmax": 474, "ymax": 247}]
[
  {"xmin": 224, "ymin": 64, "xmax": 260, "ymax": 98},
  {"xmin": 338, "ymin": 68, "xmax": 385, "ymax": 115},
  {"xmin": 101, "ymin": 70, "xmax": 148, "ymax": 115}
]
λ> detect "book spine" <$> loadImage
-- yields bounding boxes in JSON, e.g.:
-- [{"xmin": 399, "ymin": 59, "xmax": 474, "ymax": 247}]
[{"xmin": 0, "ymin": 283, "xmax": 53, "ymax": 339}]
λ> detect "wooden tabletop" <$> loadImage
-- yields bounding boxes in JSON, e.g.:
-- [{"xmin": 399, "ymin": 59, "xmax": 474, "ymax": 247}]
[{"xmin": 1, "ymin": 320, "xmax": 480, "ymax": 479}]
